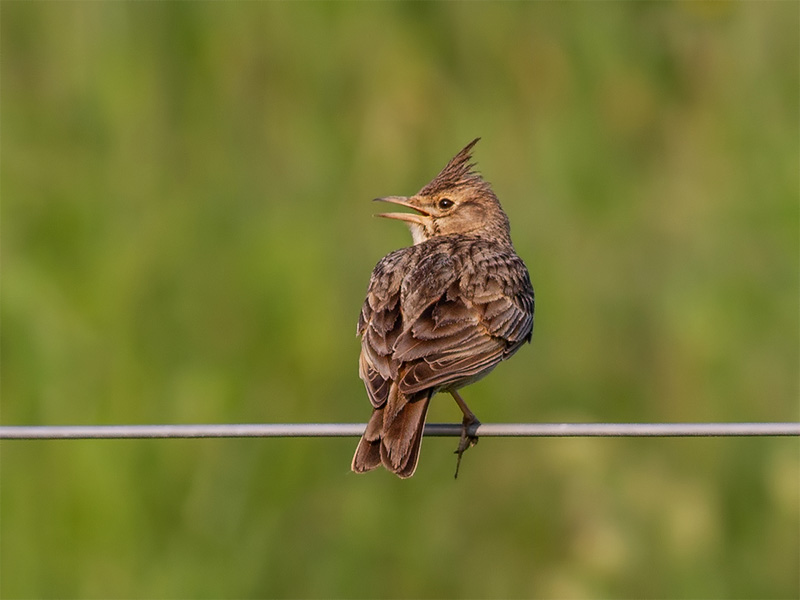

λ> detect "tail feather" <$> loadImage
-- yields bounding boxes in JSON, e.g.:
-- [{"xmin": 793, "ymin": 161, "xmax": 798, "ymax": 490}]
[
  {"xmin": 352, "ymin": 385, "xmax": 431, "ymax": 478},
  {"xmin": 351, "ymin": 409, "xmax": 383, "ymax": 473},
  {"xmin": 383, "ymin": 395, "xmax": 430, "ymax": 478}
]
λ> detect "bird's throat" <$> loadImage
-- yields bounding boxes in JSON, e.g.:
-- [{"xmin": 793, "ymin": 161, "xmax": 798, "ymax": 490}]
[{"xmin": 407, "ymin": 222, "xmax": 430, "ymax": 245}]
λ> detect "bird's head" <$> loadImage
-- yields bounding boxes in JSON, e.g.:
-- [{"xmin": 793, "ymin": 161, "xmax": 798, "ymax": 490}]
[{"xmin": 374, "ymin": 138, "xmax": 512, "ymax": 245}]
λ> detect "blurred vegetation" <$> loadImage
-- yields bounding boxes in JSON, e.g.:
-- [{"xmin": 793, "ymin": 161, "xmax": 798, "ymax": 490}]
[{"xmin": 1, "ymin": 2, "xmax": 798, "ymax": 598}]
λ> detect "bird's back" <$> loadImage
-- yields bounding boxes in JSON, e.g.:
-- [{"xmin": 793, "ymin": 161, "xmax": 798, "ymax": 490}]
[{"xmin": 358, "ymin": 234, "xmax": 534, "ymax": 407}]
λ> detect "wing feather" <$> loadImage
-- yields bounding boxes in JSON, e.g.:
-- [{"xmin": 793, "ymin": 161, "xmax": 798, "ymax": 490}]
[{"xmin": 358, "ymin": 237, "xmax": 534, "ymax": 405}]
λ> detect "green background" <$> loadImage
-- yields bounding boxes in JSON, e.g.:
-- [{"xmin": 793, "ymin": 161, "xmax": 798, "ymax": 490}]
[{"xmin": 2, "ymin": 2, "xmax": 798, "ymax": 598}]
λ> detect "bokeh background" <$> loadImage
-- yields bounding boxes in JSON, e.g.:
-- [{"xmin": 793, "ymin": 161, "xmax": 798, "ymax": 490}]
[{"xmin": 2, "ymin": 2, "xmax": 798, "ymax": 598}]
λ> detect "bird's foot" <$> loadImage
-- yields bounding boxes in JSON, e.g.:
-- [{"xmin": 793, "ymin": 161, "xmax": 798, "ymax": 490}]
[{"xmin": 453, "ymin": 415, "xmax": 480, "ymax": 479}]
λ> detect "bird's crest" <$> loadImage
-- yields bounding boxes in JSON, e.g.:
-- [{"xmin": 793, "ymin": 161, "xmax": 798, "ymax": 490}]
[{"xmin": 419, "ymin": 138, "xmax": 489, "ymax": 197}]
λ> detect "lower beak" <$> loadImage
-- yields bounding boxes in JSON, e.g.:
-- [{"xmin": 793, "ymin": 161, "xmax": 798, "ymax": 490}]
[{"xmin": 373, "ymin": 196, "xmax": 430, "ymax": 225}]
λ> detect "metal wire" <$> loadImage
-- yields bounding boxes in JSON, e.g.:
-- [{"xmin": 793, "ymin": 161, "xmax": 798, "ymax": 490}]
[{"xmin": 0, "ymin": 422, "xmax": 798, "ymax": 440}]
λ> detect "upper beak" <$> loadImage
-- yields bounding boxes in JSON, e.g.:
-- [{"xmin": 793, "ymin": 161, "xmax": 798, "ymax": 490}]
[{"xmin": 373, "ymin": 196, "xmax": 430, "ymax": 225}]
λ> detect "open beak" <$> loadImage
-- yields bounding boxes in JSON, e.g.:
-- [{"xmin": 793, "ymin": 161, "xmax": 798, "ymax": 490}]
[{"xmin": 373, "ymin": 196, "xmax": 430, "ymax": 225}]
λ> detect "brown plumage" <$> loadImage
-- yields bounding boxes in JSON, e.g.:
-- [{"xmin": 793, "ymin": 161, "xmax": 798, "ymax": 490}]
[{"xmin": 351, "ymin": 139, "xmax": 535, "ymax": 478}]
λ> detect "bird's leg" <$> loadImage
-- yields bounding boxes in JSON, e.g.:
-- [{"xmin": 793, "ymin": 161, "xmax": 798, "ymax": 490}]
[{"xmin": 450, "ymin": 390, "xmax": 480, "ymax": 479}]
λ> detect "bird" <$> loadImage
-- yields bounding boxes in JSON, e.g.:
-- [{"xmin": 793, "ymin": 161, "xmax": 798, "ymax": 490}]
[{"xmin": 351, "ymin": 138, "xmax": 534, "ymax": 478}]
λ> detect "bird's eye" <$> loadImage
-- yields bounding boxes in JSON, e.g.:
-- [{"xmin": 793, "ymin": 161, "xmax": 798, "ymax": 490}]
[{"xmin": 438, "ymin": 198, "xmax": 454, "ymax": 210}]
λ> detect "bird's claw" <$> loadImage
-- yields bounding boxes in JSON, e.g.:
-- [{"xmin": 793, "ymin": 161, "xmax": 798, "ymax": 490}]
[{"xmin": 453, "ymin": 416, "xmax": 480, "ymax": 479}]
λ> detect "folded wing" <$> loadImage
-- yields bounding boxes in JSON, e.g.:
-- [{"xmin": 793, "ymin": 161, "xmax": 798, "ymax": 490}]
[{"xmin": 359, "ymin": 240, "xmax": 534, "ymax": 403}]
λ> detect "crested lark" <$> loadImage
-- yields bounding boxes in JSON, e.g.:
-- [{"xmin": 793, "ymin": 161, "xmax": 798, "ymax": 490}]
[{"xmin": 351, "ymin": 139, "xmax": 535, "ymax": 478}]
